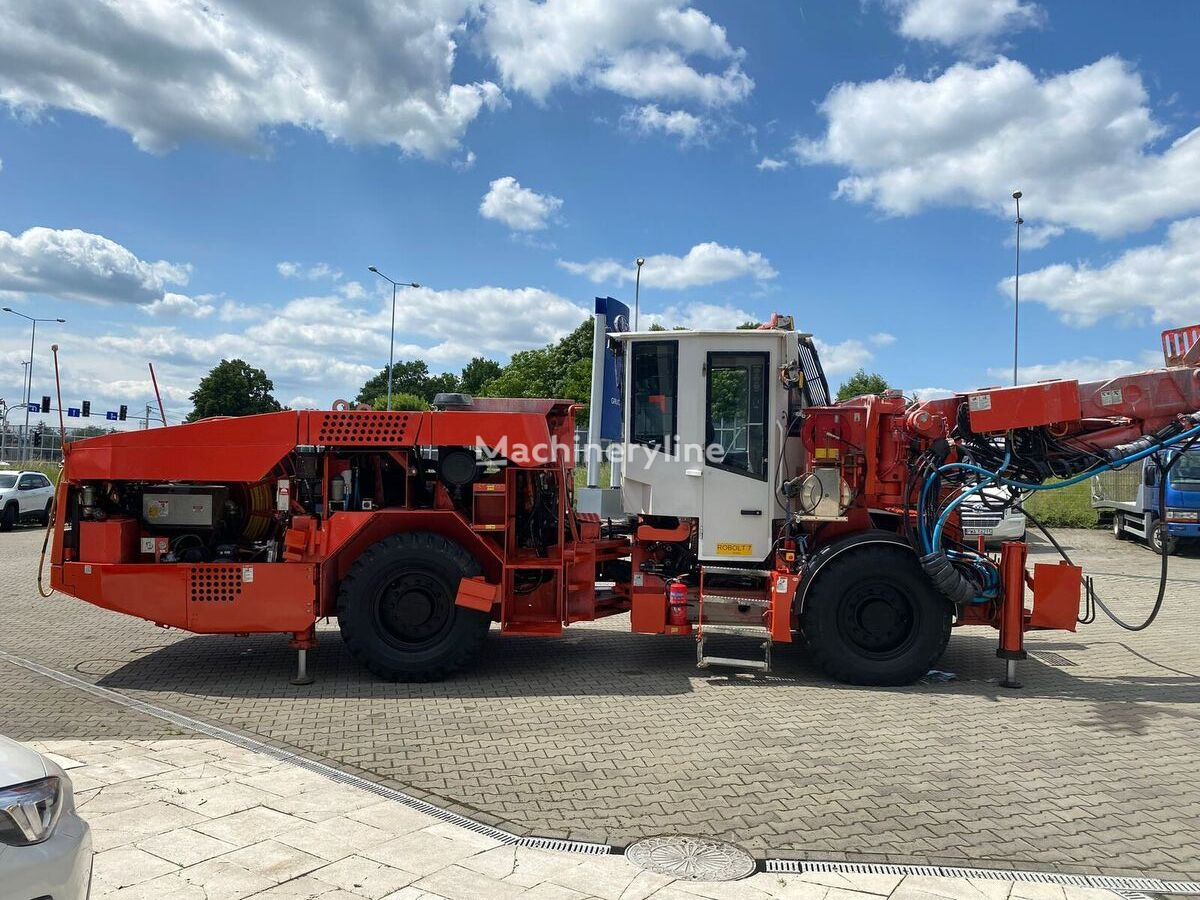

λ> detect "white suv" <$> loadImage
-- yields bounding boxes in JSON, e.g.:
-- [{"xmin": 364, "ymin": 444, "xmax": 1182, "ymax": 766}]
[{"xmin": 0, "ymin": 471, "xmax": 55, "ymax": 531}]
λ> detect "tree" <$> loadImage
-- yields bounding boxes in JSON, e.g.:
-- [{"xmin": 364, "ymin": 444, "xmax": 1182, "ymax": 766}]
[
  {"xmin": 836, "ymin": 368, "xmax": 891, "ymax": 402},
  {"xmin": 479, "ymin": 318, "xmax": 596, "ymax": 424},
  {"xmin": 356, "ymin": 360, "xmax": 458, "ymax": 406},
  {"xmin": 186, "ymin": 359, "xmax": 282, "ymax": 422},
  {"xmin": 370, "ymin": 393, "xmax": 429, "ymax": 411},
  {"xmin": 459, "ymin": 357, "xmax": 503, "ymax": 395}
]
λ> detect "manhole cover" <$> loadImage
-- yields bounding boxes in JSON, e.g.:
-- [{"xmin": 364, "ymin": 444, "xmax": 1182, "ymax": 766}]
[{"xmin": 625, "ymin": 836, "xmax": 756, "ymax": 881}]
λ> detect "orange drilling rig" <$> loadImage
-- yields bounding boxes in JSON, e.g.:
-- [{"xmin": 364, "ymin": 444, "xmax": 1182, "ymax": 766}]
[{"xmin": 43, "ymin": 319, "xmax": 1200, "ymax": 688}]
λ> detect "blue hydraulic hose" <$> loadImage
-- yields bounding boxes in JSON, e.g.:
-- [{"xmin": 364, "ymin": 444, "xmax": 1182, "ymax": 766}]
[
  {"xmin": 922, "ymin": 419, "xmax": 1200, "ymax": 553},
  {"xmin": 931, "ymin": 451, "xmax": 1010, "ymax": 550}
]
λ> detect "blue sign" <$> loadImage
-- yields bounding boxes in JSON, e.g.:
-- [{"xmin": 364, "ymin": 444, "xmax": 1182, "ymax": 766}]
[
  {"xmin": 67, "ymin": 407, "xmax": 80, "ymax": 418},
  {"xmin": 105, "ymin": 411, "xmax": 118, "ymax": 421},
  {"xmin": 27, "ymin": 403, "xmax": 39, "ymax": 413},
  {"xmin": 594, "ymin": 296, "xmax": 630, "ymax": 442}
]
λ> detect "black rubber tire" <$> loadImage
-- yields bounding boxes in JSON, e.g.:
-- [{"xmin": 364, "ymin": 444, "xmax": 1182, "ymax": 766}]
[
  {"xmin": 1148, "ymin": 521, "xmax": 1178, "ymax": 556},
  {"xmin": 0, "ymin": 503, "xmax": 15, "ymax": 532},
  {"xmin": 1112, "ymin": 515, "xmax": 1126, "ymax": 540},
  {"xmin": 337, "ymin": 531, "xmax": 490, "ymax": 682},
  {"xmin": 40, "ymin": 500, "xmax": 53, "ymax": 526},
  {"xmin": 801, "ymin": 544, "xmax": 952, "ymax": 686}
]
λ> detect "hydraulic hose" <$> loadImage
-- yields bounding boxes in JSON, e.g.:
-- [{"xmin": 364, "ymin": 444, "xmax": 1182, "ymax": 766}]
[
  {"xmin": 1018, "ymin": 435, "xmax": 1198, "ymax": 632},
  {"xmin": 37, "ymin": 490, "xmax": 56, "ymax": 598}
]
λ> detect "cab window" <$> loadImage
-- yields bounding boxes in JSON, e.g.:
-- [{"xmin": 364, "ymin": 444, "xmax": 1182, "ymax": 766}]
[
  {"xmin": 631, "ymin": 341, "xmax": 677, "ymax": 451},
  {"xmin": 706, "ymin": 351, "xmax": 768, "ymax": 479}
]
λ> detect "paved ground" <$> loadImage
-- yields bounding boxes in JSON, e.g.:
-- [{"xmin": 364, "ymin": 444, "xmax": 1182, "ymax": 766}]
[
  {"xmin": 2, "ymin": 525, "xmax": 1199, "ymax": 878},
  {"xmin": 19, "ymin": 731, "xmax": 1132, "ymax": 900}
]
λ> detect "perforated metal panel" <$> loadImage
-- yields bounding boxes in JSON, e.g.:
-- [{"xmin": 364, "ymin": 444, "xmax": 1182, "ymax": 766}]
[
  {"xmin": 313, "ymin": 411, "xmax": 419, "ymax": 446},
  {"xmin": 189, "ymin": 565, "xmax": 243, "ymax": 602}
]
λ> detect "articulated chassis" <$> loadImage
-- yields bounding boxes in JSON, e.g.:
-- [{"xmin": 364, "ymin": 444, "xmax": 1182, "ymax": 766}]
[{"xmin": 47, "ymin": 325, "xmax": 1200, "ymax": 688}]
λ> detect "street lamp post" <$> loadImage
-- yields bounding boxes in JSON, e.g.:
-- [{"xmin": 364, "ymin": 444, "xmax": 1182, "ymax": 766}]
[
  {"xmin": 1011, "ymin": 191, "xmax": 1023, "ymax": 387},
  {"xmin": 3, "ymin": 308, "xmax": 65, "ymax": 461},
  {"xmin": 634, "ymin": 258, "xmax": 645, "ymax": 331},
  {"xmin": 366, "ymin": 267, "xmax": 421, "ymax": 411}
]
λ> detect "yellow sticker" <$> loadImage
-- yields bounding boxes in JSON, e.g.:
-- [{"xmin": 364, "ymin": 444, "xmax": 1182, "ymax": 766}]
[{"xmin": 716, "ymin": 542, "xmax": 754, "ymax": 556}]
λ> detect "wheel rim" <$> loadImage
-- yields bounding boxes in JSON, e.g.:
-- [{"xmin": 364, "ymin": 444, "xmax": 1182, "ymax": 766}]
[
  {"xmin": 836, "ymin": 579, "xmax": 919, "ymax": 660},
  {"xmin": 373, "ymin": 569, "xmax": 454, "ymax": 650}
]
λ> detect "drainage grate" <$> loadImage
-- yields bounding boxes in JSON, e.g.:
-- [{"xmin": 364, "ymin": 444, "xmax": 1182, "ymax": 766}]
[
  {"xmin": 1030, "ymin": 650, "xmax": 1077, "ymax": 667},
  {"xmin": 766, "ymin": 861, "xmax": 1200, "ymax": 893}
]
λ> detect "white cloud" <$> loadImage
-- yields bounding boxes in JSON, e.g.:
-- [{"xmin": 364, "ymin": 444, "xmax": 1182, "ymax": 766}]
[
  {"xmin": 558, "ymin": 241, "xmax": 776, "ymax": 290},
  {"xmin": 757, "ymin": 156, "xmax": 788, "ymax": 171},
  {"xmin": 1008, "ymin": 223, "xmax": 1064, "ymax": 250},
  {"xmin": 482, "ymin": 0, "xmax": 751, "ymax": 105},
  {"xmin": 815, "ymin": 338, "xmax": 874, "ymax": 375},
  {"xmin": 986, "ymin": 353, "xmax": 1162, "ymax": 385},
  {"xmin": 890, "ymin": 0, "xmax": 1043, "ymax": 50},
  {"xmin": 909, "ymin": 386, "xmax": 957, "ymax": 401},
  {"xmin": 0, "ymin": 226, "xmax": 189, "ymax": 305},
  {"xmin": 277, "ymin": 261, "xmax": 341, "ymax": 281},
  {"xmin": 868, "ymin": 332, "xmax": 897, "ymax": 346},
  {"xmin": 645, "ymin": 302, "xmax": 755, "ymax": 331},
  {"xmin": 622, "ymin": 104, "xmax": 713, "ymax": 145},
  {"xmin": 479, "ymin": 176, "xmax": 563, "ymax": 231},
  {"xmin": 796, "ymin": 55, "xmax": 1200, "ymax": 238},
  {"xmin": 1001, "ymin": 217, "xmax": 1200, "ymax": 327},
  {"xmin": 143, "ymin": 292, "xmax": 216, "ymax": 319},
  {"xmin": 218, "ymin": 300, "xmax": 263, "ymax": 322},
  {"xmin": 594, "ymin": 49, "xmax": 751, "ymax": 106},
  {"xmin": 0, "ymin": 0, "xmax": 503, "ymax": 159}
]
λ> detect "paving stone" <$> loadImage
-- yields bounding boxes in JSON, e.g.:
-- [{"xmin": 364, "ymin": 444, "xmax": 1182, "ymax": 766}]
[
  {"xmin": 309, "ymin": 854, "xmax": 421, "ymax": 898},
  {"xmin": 2, "ymin": 527, "xmax": 1200, "ymax": 876}
]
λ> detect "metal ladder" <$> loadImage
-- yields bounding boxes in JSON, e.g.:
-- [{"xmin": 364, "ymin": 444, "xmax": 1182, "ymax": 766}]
[{"xmin": 696, "ymin": 566, "xmax": 775, "ymax": 672}]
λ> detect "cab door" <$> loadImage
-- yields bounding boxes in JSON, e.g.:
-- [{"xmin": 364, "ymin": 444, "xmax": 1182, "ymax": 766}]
[{"xmin": 700, "ymin": 351, "xmax": 773, "ymax": 560}]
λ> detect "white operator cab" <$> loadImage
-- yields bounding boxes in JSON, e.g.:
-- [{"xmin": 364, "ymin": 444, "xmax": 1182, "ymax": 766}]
[{"xmin": 615, "ymin": 324, "xmax": 827, "ymax": 563}]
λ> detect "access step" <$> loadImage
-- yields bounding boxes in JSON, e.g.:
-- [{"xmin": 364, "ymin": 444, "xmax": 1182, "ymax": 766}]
[{"xmin": 696, "ymin": 624, "xmax": 772, "ymax": 672}]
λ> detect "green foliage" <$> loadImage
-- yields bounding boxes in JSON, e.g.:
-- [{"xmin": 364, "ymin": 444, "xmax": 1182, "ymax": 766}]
[
  {"xmin": 478, "ymin": 319, "xmax": 595, "ymax": 424},
  {"xmin": 737, "ymin": 321, "xmax": 762, "ymax": 329},
  {"xmin": 370, "ymin": 393, "xmax": 430, "ymax": 411},
  {"xmin": 186, "ymin": 359, "xmax": 283, "ymax": 422},
  {"xmin": 836, "ymin": 368, "xmax": 891, "ymax": 402},
  {"xmin": 648, "ymin": 323, "xmax": 668, "ymax": 331},
  {"xmin": 458, "ymin": 357, "xmax": 503, "ymax": 396},
  {"xmin": 1022, "ymin": 480, "xmax": 1101, "ymax": 529},
  {"xmin": 355, "ymin": 360, "xmax": 457, "ymax": 407}
]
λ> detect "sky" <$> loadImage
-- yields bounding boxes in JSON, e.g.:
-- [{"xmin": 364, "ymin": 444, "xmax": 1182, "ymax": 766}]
[{"xmin": 1, "ymin": 0, "xmax": 1198, "ymax": 428}]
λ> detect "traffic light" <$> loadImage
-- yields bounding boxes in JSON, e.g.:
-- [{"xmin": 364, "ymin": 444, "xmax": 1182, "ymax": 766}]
[
  {"xmin": 82, "ymin": 400, "xmax": 91, "ymax": 418},
  {"xmin": 32, "ymin": 424, "xmax": 43, "ymax": 448},
  {"xmin": 40, "ymin": 395, "xmax": 50, "ymax": 413},
  {"xmin": 119, "ymin": 404, "xmax": 128, "ymax": 421}
]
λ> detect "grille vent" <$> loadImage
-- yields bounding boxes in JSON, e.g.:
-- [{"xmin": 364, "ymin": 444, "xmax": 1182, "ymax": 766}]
[
  {"xmin": 189, "ymin": 566, "xmax": 243, "ymax": 602},
  {"xmin": 315, "ymin": 411, "xmax": 417, "ymax": 446}
]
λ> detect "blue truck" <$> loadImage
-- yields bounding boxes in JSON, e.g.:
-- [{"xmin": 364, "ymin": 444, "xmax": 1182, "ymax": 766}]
[{"xmin": 1091, "ymin": 449, "xmax": 1200, "ymax": 554}]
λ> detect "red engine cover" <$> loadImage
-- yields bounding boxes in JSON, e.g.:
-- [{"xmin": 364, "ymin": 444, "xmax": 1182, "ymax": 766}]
[{"xmin": 966, "ymin": 381, "xmax": 1081, "ymax": 432}]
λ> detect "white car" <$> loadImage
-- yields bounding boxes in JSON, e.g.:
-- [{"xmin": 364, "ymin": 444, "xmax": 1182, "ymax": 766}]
[
  {"xmin": 0, "ymin": 735, "xmax": 92, "ymax": 899},
  {"xmin": 0, "ymin": 470, "xmax": 55, "ymax": 531},
  {"xmin": 959, "ymin": 485, "xmax": 1027, "ymax": 545}
]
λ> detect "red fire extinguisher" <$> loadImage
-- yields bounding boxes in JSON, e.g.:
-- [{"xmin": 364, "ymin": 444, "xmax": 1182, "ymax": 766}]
[{"xmin": 668, "ymin": 580, "xmax": 689, "ymax": 627}]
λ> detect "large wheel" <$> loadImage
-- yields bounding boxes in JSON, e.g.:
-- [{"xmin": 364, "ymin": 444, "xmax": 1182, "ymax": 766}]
[
  {"xmin": 801, "ymin": 544, "xmax": 952, "ymax": 686},
  {"xmin": 40, "ymin": 499, "xmax": 53, "ymax": 526},
  {"xmin": 337, "ymin": 532, "xmax": 490, "ymax": 681},
  {"xmin": 1112, "ymin": 515, "xmax": 1126, "ymax": 540},
  {"xmin": 0, "ymin": 503, "xmax": 15, "ymax": 532},
  {"xmin": 1148, "ymin": 521, "xmax": 1178, "ymax": 556}
]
